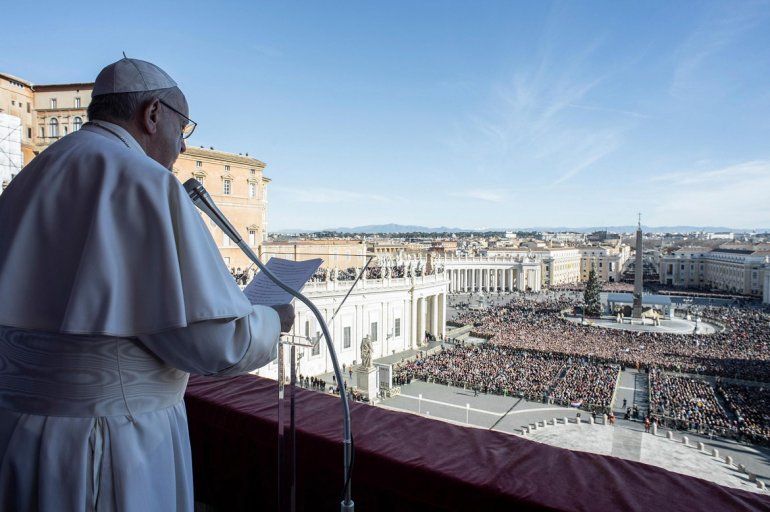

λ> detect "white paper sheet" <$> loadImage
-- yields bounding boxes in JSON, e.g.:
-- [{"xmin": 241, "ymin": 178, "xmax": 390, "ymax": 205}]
[{"xmin": 243, "ymin": 257, "xmax": 323, "ymax": 306}]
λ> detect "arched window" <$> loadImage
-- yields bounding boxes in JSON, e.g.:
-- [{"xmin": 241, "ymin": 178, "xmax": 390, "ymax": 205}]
[
  {"xmin": 49, "ymin": 118, "xmax": 59, "ymax": 138},
  {"xmin": 73, "ymin": 117, "xmax": 83, "ymax": 131}
]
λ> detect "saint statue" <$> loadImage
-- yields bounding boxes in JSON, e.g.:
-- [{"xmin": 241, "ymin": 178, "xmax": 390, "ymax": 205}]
[{"xmin": 360, "ymin": 335, "xmax": 373, "ymax": 369}]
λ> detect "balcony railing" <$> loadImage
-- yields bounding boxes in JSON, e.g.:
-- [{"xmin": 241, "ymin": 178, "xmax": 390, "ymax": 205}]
[{"xmin": 185, "ymin": 374, "xmax": 770, "ymax": 511}]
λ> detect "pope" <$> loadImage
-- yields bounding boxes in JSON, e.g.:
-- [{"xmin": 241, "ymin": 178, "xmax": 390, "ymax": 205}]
[{"xmin": 0, "ymin": 57, "xmax": 294, "ymax": 511}]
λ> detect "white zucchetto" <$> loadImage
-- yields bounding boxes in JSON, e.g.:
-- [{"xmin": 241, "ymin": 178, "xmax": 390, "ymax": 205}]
[{"xmin": 92, "ymin": 57, "xmax": 178, "ymax": 97}]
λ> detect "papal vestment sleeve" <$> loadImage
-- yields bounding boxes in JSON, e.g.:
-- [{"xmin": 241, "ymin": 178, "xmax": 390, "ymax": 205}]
[{"xmin": 137, "ymin": 305, "xmax": 281, "ymax": 376}]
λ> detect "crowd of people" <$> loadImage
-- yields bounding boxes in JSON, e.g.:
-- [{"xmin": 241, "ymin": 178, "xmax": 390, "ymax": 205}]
[
  {"xmin": 434, "ymin": 292, "xmax": 769, "ymax": 441},
  {"xmin": 308, "ymin": 263, "xmax": 445, "ymax": 283},
  {"xmin": 394, "ymin": 345, "xmax": 566, "ymax": 401},
  {"xmin": 649, "ymin": 371, "xmax": 732, "ymax": 436},
  {"xmin": 452, "ymin": 296, "xmax": 770, "ymax": 383},
  {"xmin": 230, "ymin": 267, "xmax": 253, "ymax": 286},
  {"xmin": 550, "ymin": 363, "xmax": 620, "ymax": 412},
  {"xmin": 717, "ymin": 382, "xmax": 770, "ymax": 445},
  {"xmin": 550, "ymin": 282, "xmax": 634, "ymax": 293}
]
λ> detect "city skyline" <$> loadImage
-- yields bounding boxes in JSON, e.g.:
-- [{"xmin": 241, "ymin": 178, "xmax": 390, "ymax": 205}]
[{"xmin": 3, "ymin": 1, "xmax": 770, "ymax": 230}]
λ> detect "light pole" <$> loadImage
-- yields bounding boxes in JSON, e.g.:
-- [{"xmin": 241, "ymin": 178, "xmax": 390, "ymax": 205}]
[
  {"xmin": 418, "ymin": 393, "xmax": 423, "ymax": 414},
  {"xmin": 385, "ymin": 331, "xmax": 394, "ymax": 357}
]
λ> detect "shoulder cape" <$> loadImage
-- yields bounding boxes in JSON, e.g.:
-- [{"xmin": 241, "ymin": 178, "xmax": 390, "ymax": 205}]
[{"xmin": 0, "ymin": 128, "xmax": 252, "ymax": 336}]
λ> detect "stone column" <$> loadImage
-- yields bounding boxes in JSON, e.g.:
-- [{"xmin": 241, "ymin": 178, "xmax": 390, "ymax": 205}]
[
  {"xmin": 439, "ymin": 293, "xmax": 446, "ymax": 339},
  {"xmin": 409, "ymin": 294, "xmax": 417, "ymax": 350},
  {"xmin": 381, "ymin": 299, "xmax": 388, "ymax": 358},
  {"xmin": 417, "ymin": 297, "xmax": 425, "ymax": 346},
  {"xmin": 431, "ymin": 294, "xmax": 439, "ymax": 337}
]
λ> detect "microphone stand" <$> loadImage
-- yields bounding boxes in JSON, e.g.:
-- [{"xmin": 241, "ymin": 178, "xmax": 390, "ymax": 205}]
[{"xmin": 183, "ymin": 180, "xmax": 354, "ymax": 512}]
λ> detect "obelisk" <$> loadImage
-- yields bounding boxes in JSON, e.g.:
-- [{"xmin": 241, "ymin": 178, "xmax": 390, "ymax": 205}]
[{"xmin": 632, "ymin": 215, "xmax": 643, "ymax": 318}]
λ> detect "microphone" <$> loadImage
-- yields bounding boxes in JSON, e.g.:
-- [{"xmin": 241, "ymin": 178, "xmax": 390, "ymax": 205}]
[
  {"xmin": 181, "ymin": 178, "xmax": 355, "ymax": 511},
  {"xmin": 183, "ymin": 179, "xmax": 242, "ymax": 243}
]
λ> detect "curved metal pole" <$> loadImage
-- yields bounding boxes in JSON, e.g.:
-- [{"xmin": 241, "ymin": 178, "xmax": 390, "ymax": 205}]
[
  {"xmin": 183, "ymin": 179, "xmax": 353, "ymax": 510},
  {"xmin": 235, "ymin": 240, "xmax": 354, "ymax": 511}
]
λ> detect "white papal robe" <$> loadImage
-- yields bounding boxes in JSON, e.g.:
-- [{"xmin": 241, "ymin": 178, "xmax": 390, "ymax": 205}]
[{"xmin": 0, "ymin": 121, "xmax": 280, "ymax": 511}]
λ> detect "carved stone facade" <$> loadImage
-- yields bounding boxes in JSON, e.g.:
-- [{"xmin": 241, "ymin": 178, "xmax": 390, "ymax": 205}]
[{"xmin": 256, "ymin": 272, "xmax": 449, "ymax": 378}]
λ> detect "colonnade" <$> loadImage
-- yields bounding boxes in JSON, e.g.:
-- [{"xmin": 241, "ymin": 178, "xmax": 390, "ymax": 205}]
[
  {"xmin": 413, "ymin": 292, "xmax": 445, "ymax": 346},
  {"xmin": 445, "ymin": 267, "xmax": 519, "ymax": 293}
]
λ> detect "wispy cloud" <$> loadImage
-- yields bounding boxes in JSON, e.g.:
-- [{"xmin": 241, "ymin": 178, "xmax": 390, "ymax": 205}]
[
  {"xmin": 670, "ymin": 2, "xmax": 769, "ymax": 96},
  {"xmin": 272, "ymin": 186, "xmax": 393, "ymax": 204},
  {"xmin": 448, "ymin": 188, "xmax": 509, "ymax": 203},
  {"xmin": 552, "ymin": 133, "xmax": 620, "ymax": 185},
  {"xmin": 443, "ymin": 11, "xmax": 638, "ymax": 188},
  {"xmin": 567, "ymin": 103, "xmax": 651, "ymax": 119},
  {"xmin": 647, "ymin": 160, "xmax": 770, "ymax": 227},
  {"xmin": 649, "ymin": 160, "xmax": 770, "ymax": 185}
]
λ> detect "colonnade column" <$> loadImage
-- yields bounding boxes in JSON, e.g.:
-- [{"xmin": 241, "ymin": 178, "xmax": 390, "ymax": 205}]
[
  {"xmin": 417, "ymin": 297, "xmax": 425, "ymax": 346},
  {"xmin": 410, "ymin": 294, "xmax": 417, "ymax": 349},
  {"xmin": 430, "ymin": 295, "xmax": 438, "ymax": 337},
  {"xmin": 439, "ymin": 293, "xmax": 446, "ymax": 339}
]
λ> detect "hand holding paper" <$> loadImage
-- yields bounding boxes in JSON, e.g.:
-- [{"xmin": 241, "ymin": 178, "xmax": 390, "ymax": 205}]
[{"xmin": 243, "ymin": 257, "xmax": 323, "ymax": 307}]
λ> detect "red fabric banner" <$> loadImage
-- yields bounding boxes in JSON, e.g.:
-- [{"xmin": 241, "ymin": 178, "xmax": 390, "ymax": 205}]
[{"xmin": 185, "ymin": 374, "xmax": 769, "ymax": 511}]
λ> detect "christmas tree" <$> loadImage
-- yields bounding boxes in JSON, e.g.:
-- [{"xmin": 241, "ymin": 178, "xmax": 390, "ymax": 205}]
[{"xmin": 583, "ymin": 268, "xmax": 602, "ymax": 317}]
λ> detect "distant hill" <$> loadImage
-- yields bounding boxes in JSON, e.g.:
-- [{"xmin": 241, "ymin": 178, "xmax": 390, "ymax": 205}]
[
  {"xmin": 271, "ymin": 223, "xmax": 766, "ymax": 235},
  {"xmin": 328, "ymin": 224, "xmax": 472, "ymax": 234}
]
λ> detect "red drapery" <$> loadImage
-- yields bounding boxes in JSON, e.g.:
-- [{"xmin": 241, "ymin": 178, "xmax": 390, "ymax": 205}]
[{"xmin": 185, "ymin": 374, "xmax": 768, "ymax": 511}]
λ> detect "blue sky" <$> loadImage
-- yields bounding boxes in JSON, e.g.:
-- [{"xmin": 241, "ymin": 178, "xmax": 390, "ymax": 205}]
[{"xmin": 4, "ymin": 1, "xmax": 770, "ymax": 230}]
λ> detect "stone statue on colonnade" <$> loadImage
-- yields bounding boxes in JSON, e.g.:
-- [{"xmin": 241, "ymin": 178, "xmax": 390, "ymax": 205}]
[{"xmin": 360, "ymin": 335, "xmax": 373, "ymax": 369}]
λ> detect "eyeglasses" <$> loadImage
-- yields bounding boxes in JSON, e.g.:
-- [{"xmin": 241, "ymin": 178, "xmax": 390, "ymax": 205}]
[{"xmin": 159, "ymin": 99, "xmax": 197, "ymax": 140}]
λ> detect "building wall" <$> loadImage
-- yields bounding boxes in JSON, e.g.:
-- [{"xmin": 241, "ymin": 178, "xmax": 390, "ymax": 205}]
[
  {"xmin": 764, "ymin": 270, "xmax": 770, "ymax": 305},
  {"xmin": 541, "ymin": 248, "xmax": 582, "ymax": 286},
  {"xmin": 0, "ymin": 73, "xmax": 35, "ymax": 165},
  {"xmin": 659, "ymin": 249, "xmax": 769, "ymax": 296},
  {"xmin": 580, "ymin": 245, "xmax": 629, "ymax": 282},
  {"xmin": 254, "ymin": 273, "xmax": 449, "ymax": 378},
  {"xmin": 0, "ymin": 113, "xmax": 22, "ymax": 193},
  {"xmin": 32, "ymin": 84, "xmax": 91, "ymax": 153},
  {"xmin": 173, "ymin": 147, "xmax": 270, "ymax": 272}
]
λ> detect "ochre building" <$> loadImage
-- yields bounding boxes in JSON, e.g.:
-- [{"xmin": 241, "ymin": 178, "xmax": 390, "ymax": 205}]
[{"xmin": 0, "ymin": 71, "xmax": 270, "ymax": 271}]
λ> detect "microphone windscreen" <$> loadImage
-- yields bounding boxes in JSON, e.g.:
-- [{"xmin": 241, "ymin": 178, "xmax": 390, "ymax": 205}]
[{"xmin": 183, "ymin": 178, "xmax": 203, "ymax": 198}]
